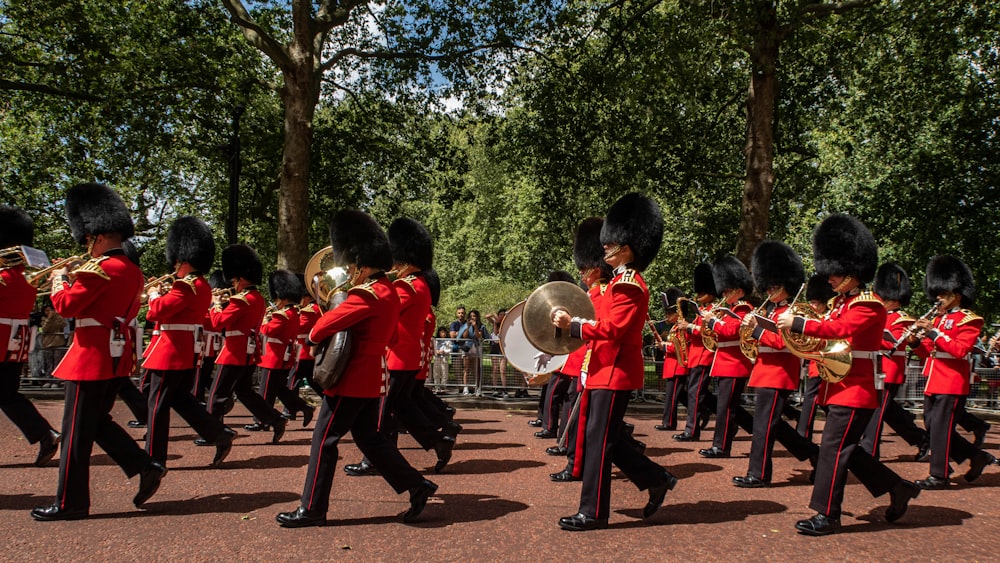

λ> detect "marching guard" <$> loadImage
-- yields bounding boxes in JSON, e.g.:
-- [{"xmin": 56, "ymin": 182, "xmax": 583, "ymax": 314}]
[{"xmin": 673, "ymin": 263, "xmax": 718, "ymax": 442}]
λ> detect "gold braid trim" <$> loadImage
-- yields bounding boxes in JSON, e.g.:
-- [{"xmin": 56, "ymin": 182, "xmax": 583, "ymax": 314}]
[
  {"xmin": 957, "ymin": 309, "xmax": 983, "ymax": 327},
  {"xmin": 74, "ymin": 256, "xmax": 111, "ymax": 280},
  {"xmin": 848, "ymin": 290, "xmax": 884, "ymax": 308}
]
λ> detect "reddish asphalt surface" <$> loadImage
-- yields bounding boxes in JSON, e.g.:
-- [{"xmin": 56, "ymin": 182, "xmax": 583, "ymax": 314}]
[{"xmin": 1, "ymin": 397, "xmax": 999, "ymax": 561}]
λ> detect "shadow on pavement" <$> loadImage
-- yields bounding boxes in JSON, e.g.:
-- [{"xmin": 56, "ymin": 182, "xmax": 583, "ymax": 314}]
[
  {"xmin": 431, "ymin": 458, "xmax": 545, "ymax": 475},
  {"xmin": 852, "ymin": 505, "xmax": 972, "ymax": 531},
  {"xmin": 90, "ymin": 490, "xmax": 302, "ymax": 518},
  {"xmin": 616, "ymin": 499, "xmax": 787, "ymax": 526},
  {"xmin": 398, "ymin": 493, "xmax": 530, "ymax": 528}
]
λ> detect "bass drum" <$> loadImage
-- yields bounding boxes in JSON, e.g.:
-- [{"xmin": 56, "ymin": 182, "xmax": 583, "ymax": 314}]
[{"xmin": 499, "ymin": 301, "xmax": 570, "ymax": 386}]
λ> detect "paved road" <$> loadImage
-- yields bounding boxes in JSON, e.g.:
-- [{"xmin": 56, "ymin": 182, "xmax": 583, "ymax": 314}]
[{"xmin": 1, "ymin": 398, "xmax": 998, "ymax": 561}]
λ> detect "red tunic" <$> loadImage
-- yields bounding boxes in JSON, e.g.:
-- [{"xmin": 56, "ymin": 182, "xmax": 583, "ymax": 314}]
[
  {"xmin": 563, "ymin": 284, "xmax": 603, "ymax": 378},
  {"xmin": 705, "ymin": 301, "xmax": 754, "ymax": 378},
  {"xmin": 52, "ymin": 252, "xmax": 144, "ymax": 381},
  {"xmin": 576, "ymin": 268, "xmax": 647, "ymax": 391},
  {"xmin": 258, "ymin": 305, "xmax": 299, "ymax": 370},
  {"xmin": 795, "ymin": 291, "xmax": 884, "ymax": 409},
  {"xmin": 747, "ymin": 302, "xmax": 802, "ymax": 390},
  {"xmin": 0, "ymin": 264, "xmax": 36, "ymax": 363},
  {"xmin": 386, "ymin": 274, "xmax": 431, "ymax": 372},
  {"xmin": 915, "ymin": 308, "xmax": 983, "ymax": 396},
  {"xmin": 880, "ymin": 309, "xmax": 913, "ymax": 385},
  {"xmin": 209, "ymin": 288, "xmax": 266, "ymax": 366},
  {"xmin": 417, "ymin": 311, "xmax": 435, "ymax": 381},
  {"xmin": 309, "ymin": 275, "xmax": 400, "ymax": 399},
  {"xmin": 143, "ymin": 274, "xmax": 212, "ymax": 371},
  {"xmin": 685, "ymin": 303, "xmax": 715, "ymax": 368},
  {"xmin": 660, "ymin": 327, "xmax": 690, "ymax": 379},
  {"xmin": 296, "ymin": 303, "xmax": 322, "ymax": 361}
]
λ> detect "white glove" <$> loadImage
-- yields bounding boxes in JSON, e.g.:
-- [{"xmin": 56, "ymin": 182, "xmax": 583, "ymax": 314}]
[
  {"xmin": 580, "ymin": 371, "xmax": 587, "ymax": 388},
  {"xmin": 533, "ymin": 352, "xmax": 552, "ymax": 372}
]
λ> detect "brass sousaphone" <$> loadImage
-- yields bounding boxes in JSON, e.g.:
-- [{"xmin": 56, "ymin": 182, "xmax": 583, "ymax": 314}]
[
  {"xmin": 521, "ymin": 281, "xmax": 595, "ymax": 355},
  {"xmin": 303, "ymin": 246, "xmax": 353, "ymax": 389}
]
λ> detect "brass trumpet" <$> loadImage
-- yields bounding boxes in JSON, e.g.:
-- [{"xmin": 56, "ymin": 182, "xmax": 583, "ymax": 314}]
[
  {"xmin": 779, "ymin": 283, "xmax": 852, "ymax": 383},
  {"xmin": 28, "ymin": 255, "xmax": 89, "ymax": 293},
  {"xmin": 0, "ymin": 246, "xmax": 27, "ymax": 269},
  {"xmin": 141, "ymin": 273, "xmax": 176, "ymax": 302}
]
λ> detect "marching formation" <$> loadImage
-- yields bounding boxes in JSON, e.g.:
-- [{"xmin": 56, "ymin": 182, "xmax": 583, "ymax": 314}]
[{"xmin": 1, "ymin": 184, "xmax": 998, "ymax": 537}]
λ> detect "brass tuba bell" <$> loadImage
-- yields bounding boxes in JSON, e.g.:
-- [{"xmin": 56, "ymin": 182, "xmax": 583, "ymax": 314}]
[
  {"xmin": 779, "ymin": 301, "xmax": 853, "ymax": 384},
  {"xmin": 303, "ymin": 246, "xmax": 351, "ymax": 310}
]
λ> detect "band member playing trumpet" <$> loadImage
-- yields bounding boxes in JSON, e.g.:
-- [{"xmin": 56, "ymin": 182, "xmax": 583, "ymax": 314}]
[
  {"xmin": 0, "ymin": 205, "xmax": 60, "ymax": 466},
  {"xmin": 698, "ymin": 255, "xmax": 755, "ymax": 458},
  {"xmin": 142, "ymin": 216, "xmax": 236, "ymax": 467},
  {"xmin": 777, "ymin": 214, "xmax": 919, "ymax": 536},
  {"xmin": 551, "ymin": 194, "xmax": 677, "ymax": 531},
  {"xmin": 32, "ymin": 183, "xmax": 166, "ymax": 521},
  {"xmin": 276, "ymin": 210, "xmax": 437, "ymax": 528},
  {"xmin": 910, "ymin": 255, "xmax": 997, "ymax": 489},
  {"xmin": 656, "ymin": 287, "xmax": 689, "ymax": 432},
  {"xmin": 673, "ymin": 263, "xmax": 718, "ymax": 442}
]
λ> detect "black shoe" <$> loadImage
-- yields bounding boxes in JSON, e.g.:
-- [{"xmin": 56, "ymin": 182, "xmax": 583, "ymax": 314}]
[
  {"xmin": 672, "ymin": 432, "xmax": 697, "ymax": 442},
  {"xmin": 127, "ymin": 420, "xmax": 146, "ymax": 429},
  {"xmin": 643, "ymin": 471, "xmax": 678, "ymax": 518},
  {"xmin": 698, "ymin": 446, "xmax": 730, "ymax": 458},
  {"xmin": 443, "ymin": 421, "xmax": 463, "ymax": 438},
  {"xmin": 30, "ymin": 504, "xmax": 88, "ymax": 522},
  {"xmin": 276, "ymin": 506, "xmax": 326, "ymax": 528},
  {"xmin": 915, "ymin": 437, "xmax": 930, "ymax": 462},
  {"xmin": 698, "ymin": 411, "xmax": 711, "ymax": 430},
  {"xmin": 633, "ymin": 440, "xmax": 647, "ymax": 456},
  {"xmin": 403, "ymin": 479, "xmax": 438, "ymax": 523},
  {"xmin": 973, "ymin": 423, "xmax": 990, "ymax": 449},
  {"xmin": 194, "ymin": 437, "xmax": 214, "ymax": 446},
  {"xmin": 244, "ymin": 422, "xmax": 270, "ymax": 432},
  {"xmin": 914, "ymin": 475, "xmax": 950, "ymax": 490},
  {"xmin": 301, "ymin": 406, "xmax": 315, "ymax": 428},
  {"xmin": 344, "ymin": 460, "xmax": 379, "ymax": 476},
  {"xmin": 558, "ymin": 513, "xmax": 608, "ymax": 531},
  {"xmin": 212, "ymin": 428, "xmax": 236, "ymax": 466},
  {"xmin": 965, "ymin": 451, "xmax": 997, "ymax": 482},
  {"xmin": 35, "ymin": 429, "xmax": 61, "ymax": 467},
  {"xmin": 271, "ymin": 417, "xmax": 286, "ymax": 444},
  {"xmin": 534, "ymin": 429, "xmax": 557, "ymax": 439},
  {"xmin": 133, "ymin": 461, "xmax": 167, "ymax": 507},
  {"xmin": 546, "ymin": 446, "xmax": 568, "ymax": 456},
  {"xmin": 795, "ymin": 513, "xmax": 840, "ymax": 536},
  {"xmin": 527, "ymin": 418, "xmax": 543, "ymax": 427},
  {"xmin": 282, "ymin": 408, "xmax": 296, "ymax": 421},
  {"xmin": 444, "ymin": 406, "xmax": 456, "ymax": 419},
  {"xmin": 434, "ymin": 436, "xmax": 456, "ymax": 473},
  {"xmin": 550, "ymin": 469, "xmax": 579, "ymax": 482},
  {"xmin": 654, "ymin": 424, "xmax": 675, "ymax": 431},
  {"xmin": 733, "ymin": 475, "xmax": 768, "ymax": 488},
  {"xmin": 886, "ymin": 480, "xmax": 920, "ymax": 523}
]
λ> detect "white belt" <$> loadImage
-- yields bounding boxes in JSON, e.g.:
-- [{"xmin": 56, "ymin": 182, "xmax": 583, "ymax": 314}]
[
  {"xmin": 933, "ymin": 352, "xmax": 965, "ymax": 360},
  {"xmin": 226, "ymin": 331, "xmax": 245, "ymax": 337},
  {"xmin": 757, "ymin": 346, "xmax": 793, "ymax": 354},
  {"xmin": 716, "ymin": 341, "xmax": 741, "ymax": 348},
  {"xmin": 76, "ymin": 318, "xmax": 105, "ymax": 328},
  {"xmin": 159, "ymin": 324, "xmax": 200, "ymax": 332},
  {"xmin": 297, "ymin": 333, "xmax": 309, "ymax": 339},
  {"xmin": 265, "ymin": 337, "xmax": 286, "ymax": 345},
  {"xmin": 851, "ymin": 351, "xmax": 880, "ymax": 360},
  {"xmin": 0, "ymin": 318, "xmax": 27, "ymax": 327}
]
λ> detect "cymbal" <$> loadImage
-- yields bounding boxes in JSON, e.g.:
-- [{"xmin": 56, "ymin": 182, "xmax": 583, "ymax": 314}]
[{"xmin": 522, "ymin": 281, "xmax": 595, "ymax": 355}]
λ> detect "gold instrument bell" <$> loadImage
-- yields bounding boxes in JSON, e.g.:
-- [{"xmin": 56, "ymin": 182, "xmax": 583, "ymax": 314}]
[
  {"xmin": 522, "ymin": 281, "xmax": 595, "ymax": 355},
  {"xmin": 303, "ymin": 246, "xmax": 351, "ymax": 309},
  {"xmin": 780, "ymin": 301, "xmax": 853, "ymax": 383}
]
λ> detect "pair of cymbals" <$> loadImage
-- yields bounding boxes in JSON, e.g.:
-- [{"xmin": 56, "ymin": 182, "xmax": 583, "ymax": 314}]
[{"xmin": 521, "ymin": 281, "xmax": 595, "ymax": 355}]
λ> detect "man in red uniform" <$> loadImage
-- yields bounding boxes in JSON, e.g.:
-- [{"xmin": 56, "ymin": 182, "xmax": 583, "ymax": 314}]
[
  {"xmin": 698, "ymin": 255, "xmax": 755, "ymax": 458},
  {"xmin": 552, "ymin": 194, "xmax": 677, "ymax": 531},
  {"xmin": 673, "ymin": 263, "xmax": 718, "ymax": 441},
  {"xmin": 143, "ymin": 216, "xmax": 236, "ymax": 467},
  {"xmin": 656, "ymin": 287, "xmax": 689, "ymax": 432},
  {"xmin": 289, "ymin": 273, "xmax": 323, "ymax": 396},
  {"xmin": 777, "ymin": 213, "xmax": 919, "ymax": 536},
  {"xmin": 276, "ymin": 210, "xmax": 437, "ymax": 528},
  {"xmin": 205, "ymin": 245, "xmax": 287, "ymax": 444},
  {"xmin": 0, "ymin": 205, "xmax": 60, "ymax": 466},
  {"xmin": 794, "ymin": 274, "xmax": 835, "ymax": 439},
  {"xmin": 411, "ymin": 268, "xmax": 461, "ymax": 437},
  {"xmin": 910, "ymin": 255, "xmax": 997, "ymax": 489},
  {"xmin": 860, "ymin": 262, "xmax": 929, "ymax": 460},
  {"xmin": 31, "ymin": 183, "xmax": 166, "ymax": 521}
]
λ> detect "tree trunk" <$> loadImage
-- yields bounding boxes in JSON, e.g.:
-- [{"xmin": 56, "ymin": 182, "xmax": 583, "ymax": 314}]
[
  {"xmin": 735, "ymin": 5, "xmax": 780, "ymax": 266},
  {"xmin": 276, "ymin": 60, "xmax": 319, "ymax": 271}
]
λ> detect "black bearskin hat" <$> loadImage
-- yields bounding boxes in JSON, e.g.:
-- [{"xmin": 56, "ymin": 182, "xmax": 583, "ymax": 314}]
[
  {"xmin": 268, "ymin": 269, "xmax": 304, "ymax": 301},
  {"xmin": 122, "ymin": 240, "xmax": 141, "ymax": 266},
  {"xmin": 712, "ymin": 255, "xmax": 753, "ymax": 296},
  {"xmin": 600, "ymin": 193, "xmax": 663, "ymax": 272},
  {"xmin": 751, "ymin": 241, "xmax": 804, "ymax": 295},
  {"xmin": 812, "ymin": 213, "xmax": 878, "ymax": 283},
  {"xmin": 166, "ymin": 216, "xmax": 215, "ymax": 273},
  {"xmin": 924, "ymin": 255, "xmax": 975, "ymax": 307},
  {"xmin": 805, "ymin": 273, "xmax": 835, "ymax": 304},
  {"xmin": 693, "ymin": 263, "xmax": 718, "ymax": 297},
  {"xmin": 0, "ymin": 205, "xmax": 33, "ymax": 248},
  {"xmin": 424, "ymin": 268, "xmax": 441, "ymax": 307},
  {"xmin": 574, "ymin": 217, "xmax": 614, "ymax": 281},
  {"xmin": 207, "ymin": 270, "xmax": 228, "ymax": 290},
  {"xmin": 547, "ymin": 270, "xmax": 576, "ymax": 284},
  {"xmin": 873, "ymin": 262, "xmax": 912, "ymax": 307},
  {"xmin": 663, "ymin": 287, "xmax": 686, "ymax": 309},
  {"xmin": 329, "ymin": 209, "xmax": 392, "ymax": 271},
  {"xmin": 221, "ymin": 244, "xmax": 263, "ymax": 285},
  {"xmin": 65, "ymin": 183, "xmax": 135, "ymax": 244},
  {"xmin": 388, "ymin": 217, "xmax": 433, "ymax": 271}
]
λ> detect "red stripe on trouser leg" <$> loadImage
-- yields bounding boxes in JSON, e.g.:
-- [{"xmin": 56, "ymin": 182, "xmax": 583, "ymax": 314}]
[
  {"xmin": 305, "ymin": 397, "xmax": 340, "ymax": 512},
  {"xmin": 594, "ymin": 392, "xmax": 618, "ymax": 519},
  {"xmin": 825, "ymin": 409, "xmax": 856, "ymax": 514},
  {"xmin": 59, "ymin": 385, "xmax": 81, "ymax": 510}
]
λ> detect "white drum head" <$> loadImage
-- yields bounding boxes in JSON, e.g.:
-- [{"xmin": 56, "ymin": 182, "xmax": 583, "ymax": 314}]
[{"xmin": 499, "ymin": 301, "xmax": 570, "ymax": 376}]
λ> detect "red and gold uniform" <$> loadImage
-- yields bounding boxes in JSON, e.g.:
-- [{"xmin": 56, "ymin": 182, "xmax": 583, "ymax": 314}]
[
  {"xmin": 288, "ymin": 301, "xmax": 322, "ymax": 393},
  {"xmin": 257, "ymin": 304, "xmax": 311, "ymax": 419},
  {"xmin": 657, "ymin": 326, "xmax": 689, "ymax": 430},
  {"xmin": 702, "ymin": 299, "xmax": 754, "ymax": 454},
  {"xmin": 678, "ymin": 300, "xmax": 716, "ymax": 439}
]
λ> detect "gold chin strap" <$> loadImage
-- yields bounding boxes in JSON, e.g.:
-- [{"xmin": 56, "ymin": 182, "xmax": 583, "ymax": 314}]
[
  {"xmin": 833, "ymin": 275, "xmax": 855, "ymax": 294},
  {"xmin": 603, "ymin": 244, "xmax": 622, "ymax": 261}
]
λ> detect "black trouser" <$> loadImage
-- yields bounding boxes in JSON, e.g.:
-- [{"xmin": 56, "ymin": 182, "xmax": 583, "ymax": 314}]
[
  {"xmin": 0, "ymin": 362, "xmax": 53, "ymax": 444},
  {"xmin": 118, "ymin": 374, "xmax": 149, "ymax": 424},
  {"xmin": 260, "ymin": 367, "xmax": 311, "ymax": 416},
  {"xmin": 289, "ymin": 358, "xmax": 323, "ymax": 396},
  {"xmin": 924, "ymin": 394, "xmax": 982, "ymax": 479},
  {"xmin": 747, "ymin": 388, "xmax": 790, "ymax": 482},
  {"xmin": 146, "ymin": 368, "xmax": 230, "ymax": 465},
  {"xmin": 300, "ymin": 394, "xmax": 424, "ymax": 515},
  {"xmin": 579, "ymin": 389, "xmax": 669, "ymax": 520},
  {"xmin": 660, "ymin": 376, "xmax": 688, "ymax": 428},
  {"xmin": 861, "ymin": 382, "xmax": 928, "ymax": 458},
  {"xmin": 810, "ymin": 405, "xmax": 902, "ymax": 519},
  {"xmin": 379, "ymin": 370, "xmax": 443, "ymax": 451},
  {"xmin": 56, "ymin": 378, "xmax": 154, "ymax": 511},
  {"xmin": 207, "ymin": 364, "xmax": 283, "ymax": 425},
  {"xmin": 683, "ymin": 366, "xmax": 712, "ymax": 436},
  {"xmin": 543, "ymin": 373, "xmax": 571, "ymax": 433},
  {"xmin": 414, "ymin": 379, "xmax": 450, "ymax": 429},
  {"xmin": 559, "ymin": 379, "xmax": 581, "ymax": 443},
  {"xmin": 193, "ymin": 357, "xmax": 216, "ymax": 403},
  {"xmin": 797, "ymin": 376, "xmax": 822, "ymax": 439},
  {"xmin": 712, "ymin": 377, "xmax": 753, "ymax": 452}
]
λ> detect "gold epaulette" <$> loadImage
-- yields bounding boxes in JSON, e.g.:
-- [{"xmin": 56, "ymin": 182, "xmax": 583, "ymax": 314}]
[
  {"xmin": 273, "ymin": 308, "xmax": 289, "ymax": 320},
  {"xmin": 350, "ymin": 280, "xmax": 378, "ymax": 299},
  {"xmin": 75, "ymin": 256, "xmax": 111, "ymax": 280},
  {"xmin": 398, "ymin": 274, "xmax": 418, "ymax": 289},
  {"xmin": 892, "ymin": 311, "xmax": 915, "ymax": 325},
  {"xmin": 848, "ymin": 291, "xmax": 884, "ymax": 308},
  {"xmin": 957, "ymin": 309, "xmax": 983, "ymax": 327},
  {"xmin": 176, "ymin": 274, "xmax": 198, "ymax": 293},
  {"xmin": 617, "ymin": 269, "xmax": 641, "ymax": 287},
  {"xmin": 229, "ymin": 290, "xmax": 250, "ymax": 304}
]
